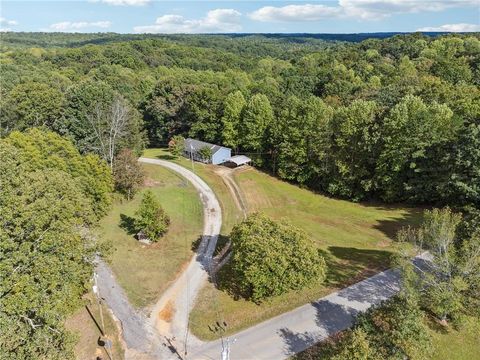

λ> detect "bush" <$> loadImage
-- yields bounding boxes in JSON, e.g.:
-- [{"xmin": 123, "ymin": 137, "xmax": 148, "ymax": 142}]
[
  {"xmin": 135, "ymin": 190, "xmax": 170, "ymax": 241},
  {"xmin": 229, "ymin": 213, "xmax": 326, "ymax": 302}
]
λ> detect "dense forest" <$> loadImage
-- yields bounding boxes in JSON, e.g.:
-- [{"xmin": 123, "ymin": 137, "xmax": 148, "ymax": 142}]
[
  {"xmin": 1, "ymin": 32, "xmax": 478, "ymax": 209},
  {"xmin": 0, "ymin": 32, "xmax": 479, "ymax": 358}
]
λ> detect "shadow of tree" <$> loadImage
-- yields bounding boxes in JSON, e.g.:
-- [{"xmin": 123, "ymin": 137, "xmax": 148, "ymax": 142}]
[
  {"xmin": 119, "ymin": 213, "xmax": 137, "ymax": 235},
  {"xmin": 321, "ymin": 247, "xmax": 391, "ymax": 289},
  {"xmin": 312, "ymin": 298, "xmax": 358, "ymax": 334},
  {"xmin": 155, "ymin": 154, "xmax": 177, "ymax": 161},
  {"xmin": 278, "ymin": 328, "xmax": 318, "ymax": 356}
]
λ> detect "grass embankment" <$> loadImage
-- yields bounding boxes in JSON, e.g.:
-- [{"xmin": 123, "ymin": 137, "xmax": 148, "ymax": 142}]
[
  {"xmin": 142, "ymin": 148, "xmax": 242, "ymax": 234},
  {"xmin": 190, "ymin": 168, "xmax": 422, "ymax": 340},
  {"xmin": 100, "ymin": 163, "xmax": 203, "ymax": 308},
  {"xmin": 66, "ymin": 292, "xmax": 124, "ymax": 360}
]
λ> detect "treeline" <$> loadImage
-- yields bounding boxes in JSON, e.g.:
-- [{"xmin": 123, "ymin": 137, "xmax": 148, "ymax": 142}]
[
  {"xmin": 0, "ymin": 129, "xmax": 112, "ymax": 358},
  {"xmin": 1, "ymin": 33, "xmax": 478, "ymax": 209}
]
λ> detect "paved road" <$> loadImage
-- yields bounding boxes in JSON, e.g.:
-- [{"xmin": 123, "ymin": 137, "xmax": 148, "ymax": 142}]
[{"xmin": 191, "ymin": 254, "xmax": 429, "ymax": 360}]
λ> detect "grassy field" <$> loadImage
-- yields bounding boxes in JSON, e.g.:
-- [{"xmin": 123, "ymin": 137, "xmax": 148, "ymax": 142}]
[
  {"xmin": 429, "ymin": 316, "xmax": 480, "ymax": 360},
  {"xmin": 190, "ymin": 167, "xmax": 423, "ymax": 340},
  {"xmin": 100, "ymin": 163, "xmax": 203, "ymax": 308},
  {"xmin": 66, "ymin": 292, "xmax": 124, "ymax": 360},
  {"xmin": 142, "ymin": 148, "xmax": 242, "ymax": 234}
]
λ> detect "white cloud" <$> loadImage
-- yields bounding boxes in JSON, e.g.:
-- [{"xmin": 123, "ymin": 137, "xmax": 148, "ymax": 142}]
[
  {"xmin": 0, "ymin": 17, "xmax": 18, "ymax": 26},
  {"xmin": 0, "ymin": 17, "xmax": 18, "ymax": 32},
  {"xmin": 49, "ymin": 21, "xmax": 112, "ymax": 32},
  {"xmin": 340, "ymin": 0, "xmax": 480, "ymax": 20},
  {"xmin": 250, "ymin": 4, "xmax": 342, "ymax": 22},
  {"xmin": 250, "ymin": 1, "xmax": 478, "ymax": 22},
  {"xmin": 134, "ymin": 9, "xmax": 242, "ymax": 33},
  {"xmin": 91, "ymin": 0, "xmax": 150, "ymax": 6},
  {"xmin": 417, "ymin": 23, "xmax": 480, "ymax": 32}
]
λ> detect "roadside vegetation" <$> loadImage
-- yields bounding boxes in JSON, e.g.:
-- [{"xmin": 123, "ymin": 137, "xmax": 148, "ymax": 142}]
[{"xmin": 295, "ymin": 207, "xmax": 480, "ymax": 360}]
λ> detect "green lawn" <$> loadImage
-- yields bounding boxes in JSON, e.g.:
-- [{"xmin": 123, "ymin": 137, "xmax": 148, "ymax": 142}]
[
  {"xmin": 190, "ymin": 168, "xmax": 423, "ymax": 340},
  {"xmin": 142, "ymin": 148, "xmax": 242, "ymax": 234},
  {"xmin": 100, "ymin": 163, "xmax": 203, "ymax": 308},
  {"xmin": 429, "ymin": 317, "xmax": 480, "ymax": 360}
]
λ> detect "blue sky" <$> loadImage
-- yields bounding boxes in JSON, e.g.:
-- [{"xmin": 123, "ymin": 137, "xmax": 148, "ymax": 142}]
[{"xmin": 1, "ymin": 1, "xmax": 479, "ymax": 33}]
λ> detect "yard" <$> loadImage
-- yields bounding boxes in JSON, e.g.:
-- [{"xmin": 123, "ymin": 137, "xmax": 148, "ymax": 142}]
[
  {"xmin": 99, "ymin": 163, "xmax": 203, "ymax": 308},
  {"xmin": 143, "ymin": 148, "xmax": 242, "ymax": 234},
  {"xmin": 189, "ymin": 167, "xmax": 423, "ymax": 340}
]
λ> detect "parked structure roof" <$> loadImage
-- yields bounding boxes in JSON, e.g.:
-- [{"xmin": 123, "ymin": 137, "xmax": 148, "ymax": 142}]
[{"xmin": 226, "ymin": 155, "xmax": 252, "ymax": 166}]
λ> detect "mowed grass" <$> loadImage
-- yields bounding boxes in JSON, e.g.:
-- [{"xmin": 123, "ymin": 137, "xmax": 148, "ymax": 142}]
[
  {"xmin": 190, "ymin": 168, "xmax": 422, "ymax": 340},
  {"xmin": 143, "ymin": 148, "xmax": 242, "ymax": 234},
  {"xmin": 429, "ymin": 316, "xmax": 480, "ymax": 360},
  {"xmin": 100, "ymin": 163, "xmax": 203, "ymax": 308},
  {"xmin": 65, "ymin": 292, "xmax": 124, "ymax": 360}
]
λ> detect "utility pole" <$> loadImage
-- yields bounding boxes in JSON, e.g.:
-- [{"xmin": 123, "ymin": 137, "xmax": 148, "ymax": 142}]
[{"xmin": 93, "ymin": 272, "xmax": 114, "ymax": 360}]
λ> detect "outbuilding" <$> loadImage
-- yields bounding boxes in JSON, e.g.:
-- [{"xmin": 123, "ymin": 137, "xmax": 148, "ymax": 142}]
[
  {"xmin": 224, "ymin": 155, "xmax": 252, "ymax": 167},
  {"xmin": 184, "ymin": 138, "xmax": 232, "ymax": 165}
]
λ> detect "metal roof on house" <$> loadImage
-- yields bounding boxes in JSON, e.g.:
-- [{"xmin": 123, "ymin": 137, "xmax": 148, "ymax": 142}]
[
  {"xmin": 226, "ymin": 155, "xmax": 251, "ymax": 166},
  {"xmin": 184, "ymin": 138, "xmax": 231, "ymax": 155}
]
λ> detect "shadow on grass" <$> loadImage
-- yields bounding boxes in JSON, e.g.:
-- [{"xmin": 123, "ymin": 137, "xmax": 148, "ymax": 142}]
[
  {"xmin": 323, "ymin": 247, "xmax": 392, "ymax": 288},
  {"xmin": 119, "ymin": 214, "xmax": 137, "ymax": 235},
  {"xmin": 155, "ymin": 154, "xmax": 177, "ymax": 161}
]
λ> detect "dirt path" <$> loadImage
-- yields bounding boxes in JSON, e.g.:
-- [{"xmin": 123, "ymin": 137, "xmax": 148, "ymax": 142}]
[{"xmin": 213, "ymin": 166, "xmax": 248, "ymax": 218}]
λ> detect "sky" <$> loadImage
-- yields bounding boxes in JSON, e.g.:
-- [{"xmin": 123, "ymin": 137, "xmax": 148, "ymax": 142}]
[{"xmin": 1, "ymin": 0, "xmax": 479, "ymax": 34}]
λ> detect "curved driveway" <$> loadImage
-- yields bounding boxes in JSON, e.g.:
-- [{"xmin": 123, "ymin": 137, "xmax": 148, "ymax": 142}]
[{"xmin": 139, "ymin": 158, "xmax": 222, "ymax": 351}]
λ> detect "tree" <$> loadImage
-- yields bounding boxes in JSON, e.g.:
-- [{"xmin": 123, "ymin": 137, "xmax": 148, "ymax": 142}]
[
  {"xmin": 197, "ymin": 146, "xmax": 213, "ymax": 163},
  {"xmin": 135, "ymin": 191, "xmax": 170, "ymax": 241},
  {"xmin": 330, "ymin": 329, "xmax": 378, "ymax": 360},
  {"xmin": 168, "ymin": 135, "xmax": 185, "ymax": 157},
  {"xmin": 229, "ymin": 213, "xmax": 326, "ymax": 302},
  {"xmin": 328, "ymin": 100, "xmax": 380, "ymax": 200},
  {"xmin": 239, "ymin": 94, "xmax": 274, "ymax": 153},
  {"xmin": 0, "ymin": 142, "xmax": 98, "ymax": 359},
  {"xmin": 397, "ymin": 207, "xmax": 480, "ymax": 323},
  {"xmin": 64, "ymin": 80, "xmax": 145, "ymax": 160},
  {"xmin": 0, "ymin": 82, "xmax": 64, "ymax": 135},
  {"xmin": 4, "ymin": 128, "xmax": 113, "ymax": 219},
  {"xmin": 376, "ymin": 95, "xmax": 456, "ymax": 202},
  {"xmin": 221, "ymin": 91, "xmax": 246, "ymax": 150},
  {"xmin": 113, "ymin": 148, "xmax": 144, "ymax": 200},
  {"xmin": 354, "ymin": 297, "xmax": 432, "ymax": 360}
]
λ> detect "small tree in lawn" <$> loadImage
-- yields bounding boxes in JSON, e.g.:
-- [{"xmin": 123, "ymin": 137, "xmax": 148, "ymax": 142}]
[
  {"xmin": 198, "ymin": 146, "xmax": 213, "ymax": 163},
  {"xmin": 168, "ymin": 135, "xmax": 185, "ymax": 157},
  {"xmin": 135, "ymin": 190, "xmax": 170, "ymax": 241},
  {"xmin": 113, "ymin": 148, "xmax": 144, "ymax": 200}
]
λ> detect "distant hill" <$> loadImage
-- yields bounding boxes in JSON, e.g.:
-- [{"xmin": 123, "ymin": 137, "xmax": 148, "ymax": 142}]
[{"xmin": 0, "ymin": 31, "xmax": 454, "ymax": 49}]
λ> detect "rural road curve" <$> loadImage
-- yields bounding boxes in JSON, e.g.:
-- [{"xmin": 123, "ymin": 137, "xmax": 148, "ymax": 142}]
[{"xmin": 191, "ymin": 255, "xmax": 429, "ymax": 360}]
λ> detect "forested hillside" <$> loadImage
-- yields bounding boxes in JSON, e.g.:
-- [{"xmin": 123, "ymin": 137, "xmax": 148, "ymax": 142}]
[{"xmin": 2, "ymin": 33, "xmax": 478, "ymax": 210}]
